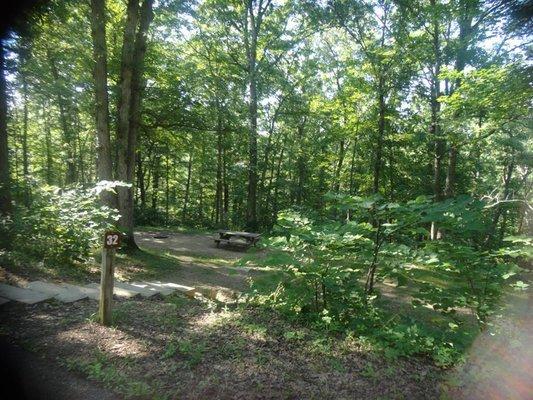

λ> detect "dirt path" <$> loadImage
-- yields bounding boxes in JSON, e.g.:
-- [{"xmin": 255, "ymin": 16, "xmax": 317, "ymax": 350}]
[
  {"xmin": 132, "ymin": 231, "xmax": 265, "ymax": 296},
  {"xmin": 443, "ymin": 272, "xmax": 533, "ymax": 400},
  {"xmin": 134, "ymin": 231, "xmax": 245, "ymax": 260}
]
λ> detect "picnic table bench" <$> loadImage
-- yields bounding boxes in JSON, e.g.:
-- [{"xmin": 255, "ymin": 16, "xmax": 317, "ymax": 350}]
[{"xmin": 214, "ymin": 230, "xmax": 261, "ymax": 248}]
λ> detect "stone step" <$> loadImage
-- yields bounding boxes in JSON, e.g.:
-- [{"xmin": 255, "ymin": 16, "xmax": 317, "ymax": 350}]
[
  {"xmin": 114, "ymin": 282, "xmax": 158, "ymax": 298},
  {"xmin": 0, "ymin": 297, "xmax": 10, "ymax": 305},
  {"xmin": 61, "ymin": 283, "xmax": 100, "ymax": 300},
  {"xmin": 26, "ymin": 281, "xmax": 88, "ymax": 303},
  {"xmin": 159, "ymin": 282, "xmax": 196, "ymax": 297},
  {"xmin": 139, "ymin": 282, "xmax": 175, "ymax": 296},
  {"xmin": 0, "ymin": 283, "xmax": 52, "ymax": 304},
  {"xmin": 85, "ymin": 283, "xmax": 140, "ymax": 299}
]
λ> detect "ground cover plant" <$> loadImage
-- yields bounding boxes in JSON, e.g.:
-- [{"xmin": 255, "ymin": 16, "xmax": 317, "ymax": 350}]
[
  {"xmin": 244, "ymin": 195, "xmax": 531, "ymax": 366},
  {"xmin": 1, "ymin": 291, "xmax": 446, "ymax": 399}
]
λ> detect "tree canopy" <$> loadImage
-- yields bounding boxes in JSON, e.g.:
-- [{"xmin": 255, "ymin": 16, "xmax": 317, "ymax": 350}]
[{"xmin": 0, "ymin": 0, "xmax": 531, "ymax": 239}]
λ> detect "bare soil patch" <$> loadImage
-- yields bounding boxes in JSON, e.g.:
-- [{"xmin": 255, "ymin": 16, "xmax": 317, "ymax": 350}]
[
  {"xmin": 134, "ymin": 230, "xmax": 247, "ymax": 260},
  {"xmin": 112, "ymin": 231, "xmax": 269, "ymax": 295}
]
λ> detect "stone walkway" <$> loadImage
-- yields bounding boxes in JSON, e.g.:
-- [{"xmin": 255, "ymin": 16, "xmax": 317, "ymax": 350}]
[{"xmin": 0, "ymin": 280, "xmax": 197, "ymax": 305}]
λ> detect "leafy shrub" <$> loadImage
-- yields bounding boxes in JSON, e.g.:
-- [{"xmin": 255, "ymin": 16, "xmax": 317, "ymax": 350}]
[
  {"xmin": 247, "ymin": 195, "xmax": 530, "ymax": 365},
  {"xmin": 1, "ymin": 181, "xmax": 120, "ymax": 266}
]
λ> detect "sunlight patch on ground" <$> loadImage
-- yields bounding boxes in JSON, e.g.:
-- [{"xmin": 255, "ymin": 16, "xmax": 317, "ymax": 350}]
[
  {"xmin": 55, "ymin": 325, "xmax": 151, "ymax": 360},
  {"xmin": 190, "ymin": 309, "xmax": 239, "ymax": 329}
]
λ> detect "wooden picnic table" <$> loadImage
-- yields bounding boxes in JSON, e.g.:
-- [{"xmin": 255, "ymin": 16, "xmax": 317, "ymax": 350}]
[{"xmin": 214, "ymin": 230, "xmax": 261, "ymax": 248}]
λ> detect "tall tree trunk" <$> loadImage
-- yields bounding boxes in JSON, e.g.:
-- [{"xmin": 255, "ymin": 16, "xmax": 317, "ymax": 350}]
[
  {"xmin": 76, "ymin": 127, "xmax": 86, "ymax": 184},
  {"xmin": 222, "ymin": 144, "xmax": 229, "ymax": 226},
  {"xmin": 90, "ymin": 0, "xmax": 114, "ymax": 207},
  {"xmin": 295, "ymin": 120, "xmax": 306, "ymax": 205},
  {"xmin": 373, "ymin": 77, "xmax": 386, "ymax": 194},
  {"xmin": 333, "ymin": 139, "xmax": 346, "ymax": 193},
  {"xmin": 43, "ymin": 102, "xmax": 53, "ymax": 185},
  {"xmin": 47, "ymin": 49, "xmax": 77, "ymax": 184},
  {"xmin": 136, "ymin": 151, "xmax": 146, "ymax": 208},
  {"xmin": 197, "ymin": 141, "xmax": 206, "ymax": 222},
  {"xmin": 0, "ymin": 40, "xmax": 12, "ymax": 227},
  {"xmin": 444, "ymin": 146, "xmax": 458, "ymax": 198},
  {"xmin": 182, "ymin": 150, "xmax": 193, "ymax": 223},
  {"xmin": 259, "ymin": 100, "xmax": 282, "ymax": 224},
  {"xmin": 21, "ymin": 69, "xmax": 30, "ymax": 206},
  {"xmin": 116, "ymin": 0, "xmax": 154, "ymax": 248},
  {"xmin": 388, "ymin": 138, "xmax": 395, "ymax": 201},
  {"xmin": 444, "ymin": 2, "xmax": 474, "ymax": 198},
  {"xmin": 152, "ymin": 154, "xmax": 160, "ymax": 211},
  {"xmin": 348, "ymin": 122, "xmax": 359, "ymax": 195},
  {"xmin": 245, "ymin": 2, "xmax": 259, "ymax": 232},
  {"xmin": 517, "ymin": 176, "xmax": 532, "ymax": 236},
  {"xmin": 486, "ymin": 155, "xmax": 515, "ymax": 244},
  {"xmin": 116, "ymin": 0, "xmax": 140, "ymax": 248},
  {"xmin": 215, "ymin": 104, "xmax": 223, "ymax": 226},
  {"xmin": 430, "ymin": 0, "xmax": 444, "ymax": 239},
  {"xmin": 165, "ymin": 152, "xmax": 169, "ymax": 222},
  {"xmin": 272, "ymin": 137, "xmax": 286, "ymax": 224}
]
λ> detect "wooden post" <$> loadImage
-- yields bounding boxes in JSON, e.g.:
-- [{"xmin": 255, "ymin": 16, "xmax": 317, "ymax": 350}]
[
  {"xmin": 99, "ymin": 231, "xmax": 120, "ymax": 326},
  {"xmin": 99, "ymin": 247, "xmax": 115, "ymax": 325}
]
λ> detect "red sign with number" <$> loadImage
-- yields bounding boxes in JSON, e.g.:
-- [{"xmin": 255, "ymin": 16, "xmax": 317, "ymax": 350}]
[{"xmin": 104, "ymin": 231, "xmax": 121, "ymax": 248}]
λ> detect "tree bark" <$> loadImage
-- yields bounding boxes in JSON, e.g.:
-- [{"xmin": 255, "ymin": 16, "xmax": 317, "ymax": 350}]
[
  {"xmin": 116, "ymin": 0, "xmax": 140, "ymax": 248},
  {"xmin": 136, "ymin": 150, "xmax": 146, "ymax": 208},
  {"xmin": 333, "ymin": 139, "xmax": 346, "ymax": 193},
  {"xmin": 47, "ymin": 49, "xmax": 77, "ymax": 184},
  {"xmin": 21, "ymin": 65, "xmax": 30, "ymax": 206},
  {"xmin": 430, "ymin": 0, "xmax": 444, "ymax": 239},
  {"xmin": 348, "ymin": 122, "xmax": 359, "ymax": 195},
  {"xmin": 486, "ymin": 155, "xmax": 515, "ymax": 244},
  {"xmin": 295, "ymin": 120, "xmax": 307, "ymax": 205},
  {"xmin": 373, "ymin": 77, "xmax": 386, "ymax": 194},
  {"xmin": 245, "ymin": 1, "xmax": 260, "ymax": 232},
  {"xmin": 43, "ymin": 101, "xmax": 53, "ymax": 185},
  {"xmin": 90, "ymin": 0, "xmax": 114, "ymax": 207},
  {"xmin": 222, "ymin": 143, "xmax": 229, "ymax": 225},
  {"xmin": 444, "ymin": 1, "xmax": 474, "ymax": 198},
  {"xmin": 444, "ymin": 145, "xmax": 458, "ymax": 198},
  {"xmin": 165, "ymin": 152, "xmax": 169, "ymax": 222},
  {"xmin": 271, "ymin": 134, "xmax": 287, "ymax": 224},
  {"xmin": 182, "ymin": 150, "xmax": 193, "ymax": 223},
  {"xmin": 116, "ymin": 0, "xmax": 154, "ymax": 249},
  {"xmin": 152, "ymin": 154, "xmax": 160, "ymax": 210},
  {"xmin": 0, "ymin": 40, "xmax": 12, "ymax": 223},
  {"xmin": 215, "ymin": 103, "xmax": 223, "ymax": 226}
]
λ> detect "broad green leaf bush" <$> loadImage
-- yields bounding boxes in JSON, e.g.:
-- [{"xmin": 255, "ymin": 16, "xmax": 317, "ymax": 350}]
[
  {"xmin": 1, "ymin": 181, "xmax": 121, "ymax": 267},
  {"xmin": 246, "ymin": 195, "xmax": 530, "ymax": 365}
]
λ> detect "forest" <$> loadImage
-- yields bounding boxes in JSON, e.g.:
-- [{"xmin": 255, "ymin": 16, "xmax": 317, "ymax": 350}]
[{"xmin": 0, "ymin": 0, "xmax": 532, "ymax": 399}]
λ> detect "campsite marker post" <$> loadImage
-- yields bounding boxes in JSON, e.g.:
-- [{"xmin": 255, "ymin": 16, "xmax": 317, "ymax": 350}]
[{"xmin": 99, "ymin": 231, "xmax": 121, "ymax": 326}]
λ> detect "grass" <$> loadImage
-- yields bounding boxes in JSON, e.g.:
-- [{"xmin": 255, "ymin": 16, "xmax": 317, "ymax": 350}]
[
  {"xmin": 64, "ymin": 350, "xmax": 153, "ymax": 398},
  {"xmin": 113, "ymin": 248, "xmax": 182, "ymax": 281}
]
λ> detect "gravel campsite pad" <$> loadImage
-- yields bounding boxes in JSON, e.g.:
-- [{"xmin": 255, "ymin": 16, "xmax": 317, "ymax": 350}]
[{"xmin": 134, "ymin": 231, "xmax": 245, "ymax": 260}]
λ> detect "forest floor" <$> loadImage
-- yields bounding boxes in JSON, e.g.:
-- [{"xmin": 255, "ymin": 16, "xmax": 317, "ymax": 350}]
[
  {"xmin": 442, "ymin": 270, "xmax": 533, "ymax": 400},
  {"xmin": 0, "ymin": 229, "xmax": 530, "ymax": 399},
  {"xmin": 0, "ymin": 294, "xmax": 443, "ymax": 399}
]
